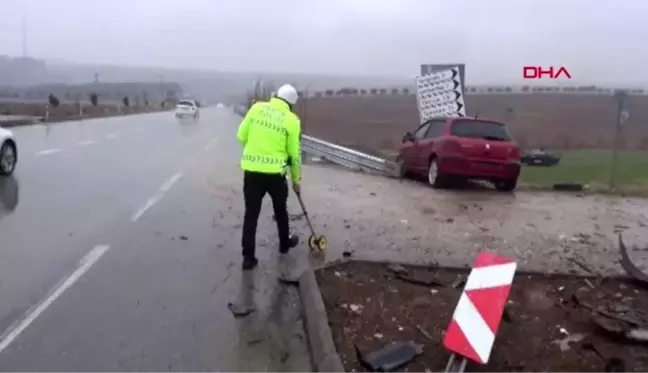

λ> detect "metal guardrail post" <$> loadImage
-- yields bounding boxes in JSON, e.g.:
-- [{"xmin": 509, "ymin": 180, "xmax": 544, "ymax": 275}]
[{"xmin": 301, "ymin": 135, "xmax": 395, "ymax": 175}]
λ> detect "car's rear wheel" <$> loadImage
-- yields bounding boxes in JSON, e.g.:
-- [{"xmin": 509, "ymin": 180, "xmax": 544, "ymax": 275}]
[
  {"xmin": 495, "ymin": 178, "xmax": 517, "ymax": 192},
  {"xmin": 428, "ymin": 158, "xmax": 447, "ymax": 188},
  {"xmin": 0, "ymin": 141, "xmax": 17, "ymax": 176}
]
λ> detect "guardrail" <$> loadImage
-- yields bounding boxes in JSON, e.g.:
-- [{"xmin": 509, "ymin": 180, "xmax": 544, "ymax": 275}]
[
  {"xmin": 231, "ymin": 106, "xmax": 396, "ymax": 176},
  {"xmin": 301, "ymin": 134, "xmax": 396, "ymax": 175}
]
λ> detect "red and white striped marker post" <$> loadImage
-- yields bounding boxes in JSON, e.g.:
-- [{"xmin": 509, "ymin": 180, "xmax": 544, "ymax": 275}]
[{"xmin": 443, "ymin": 252, "xmax": 517, "ymax": 371}]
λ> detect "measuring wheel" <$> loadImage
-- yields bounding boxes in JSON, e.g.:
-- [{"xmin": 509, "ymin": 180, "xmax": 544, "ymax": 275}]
[{"xmin": 308, "ymin": 234, "xmax": 328, "ymax": 252}]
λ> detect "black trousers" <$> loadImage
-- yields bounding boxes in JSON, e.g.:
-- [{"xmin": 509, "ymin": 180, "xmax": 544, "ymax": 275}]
[{"xmin": 242, "ymin": 171, "xmax": 290, "ymax": 259}]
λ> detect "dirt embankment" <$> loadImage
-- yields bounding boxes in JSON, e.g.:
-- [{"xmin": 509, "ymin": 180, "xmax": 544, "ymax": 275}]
[
  {"xmin": 318, "ymin": 261, "xmax": 648, "ymax": 372},
  {"xmin": 297, "ymin": 94, "xmax": 648, "ymax": 158},
  {"xmin": 0, "ymin": 101, "xmax": 170, "ymax": 125}
]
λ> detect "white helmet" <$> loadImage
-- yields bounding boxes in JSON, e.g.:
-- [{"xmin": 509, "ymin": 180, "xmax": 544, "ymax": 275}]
[{"xmin": 276, "ymin": 84, "xmax": 299, "ymax": 105}]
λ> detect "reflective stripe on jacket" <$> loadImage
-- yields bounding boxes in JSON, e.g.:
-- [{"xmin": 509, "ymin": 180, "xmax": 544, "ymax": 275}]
[{"xmin": 236, "ymin": 98, "xmax": 302, "ymax": 182}]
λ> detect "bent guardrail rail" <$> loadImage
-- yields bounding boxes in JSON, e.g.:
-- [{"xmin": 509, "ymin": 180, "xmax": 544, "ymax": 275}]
[
  {"xmin": 301, "ymin": 135, "xmax": 396, "ymax": 175},
  {"xmin": 230, "ymin": 107, "xmax": 397, "ymax": 176}
]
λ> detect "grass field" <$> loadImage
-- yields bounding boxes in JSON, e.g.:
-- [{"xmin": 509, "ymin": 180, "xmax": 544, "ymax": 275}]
[{"xmin": 519, "ymin": 150, "xmax": 648, "ymax": 195}]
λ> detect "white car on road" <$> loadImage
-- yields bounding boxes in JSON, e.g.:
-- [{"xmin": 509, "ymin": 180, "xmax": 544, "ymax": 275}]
[
  {"xmin": 174, "ymin": 100, "xmax": 200, "ymax": 118},
  {"xmin": 0, "ymin": 127, "xmax": 17, "ymax": 176}
]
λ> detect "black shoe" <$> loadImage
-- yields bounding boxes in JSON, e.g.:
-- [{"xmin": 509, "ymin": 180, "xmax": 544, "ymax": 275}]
[
  {"xmin": 279, "ymin": 234, "xmax": 299, "ymax": 254},
  {"xmin": 242, "ymin": 257, "xmax": 258, "ymax": 270}
]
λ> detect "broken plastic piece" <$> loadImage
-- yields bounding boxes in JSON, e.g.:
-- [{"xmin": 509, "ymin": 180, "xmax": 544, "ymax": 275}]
[
  {"xmin": 387, "ymin": 263, "xmax": 408, "ymax": 275},
  {"xmin": 227, "ymin": 302, "xmax": 256, "ymax": 317},
  {"xmin": 618, "ymin": 234, "xmax": 648, "ymax": 288},
  {"xmin": 592, "ymin": 315, "xmax": 648, "ymax": 344},
  {"xmin": 396, "ymin": 272, "xmax": 443, "ymax": 287},
  {"xmin": 357, "ymin": 341, "xmax": 423, "ymax": 372}
]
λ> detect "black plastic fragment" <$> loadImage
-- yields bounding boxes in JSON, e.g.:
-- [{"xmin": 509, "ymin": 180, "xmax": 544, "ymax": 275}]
[
  {"xmin": 395, "ymin": 272, "xmax": 443, "ymax": 287},
  {"xmin": 356, "ymin": 340, "xmax": 423, "ymax": 372},
  {"xmin": 227, "ymin": 302, "xmax": 256, "ymax": 317},
  {"xmin": 553, "ymin": 182, "xmax": 583, "ymax": 191}
]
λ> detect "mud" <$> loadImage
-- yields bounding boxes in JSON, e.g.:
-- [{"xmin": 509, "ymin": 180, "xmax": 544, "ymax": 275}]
[
  {"xmin": 317, "ymin": 261, "xmax": 648, "ymax": 372},
  {"xmin": 298, "ymin": 95, "xmax": 648, "ymax": 156},
  {"xmin": 294, "ymin": 163, "xmax": 648, "ymax": 275}
]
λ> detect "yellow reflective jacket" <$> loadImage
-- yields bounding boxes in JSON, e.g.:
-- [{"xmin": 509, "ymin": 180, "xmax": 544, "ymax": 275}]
[{"xmin": 237, "ymin": 97, "xmax": 302, "ymax": 183}]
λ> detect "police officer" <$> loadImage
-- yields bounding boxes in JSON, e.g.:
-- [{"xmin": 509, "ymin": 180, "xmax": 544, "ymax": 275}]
[{"xmin": 237, "ymin": 84, "xmax": 301, "ymax": 270}]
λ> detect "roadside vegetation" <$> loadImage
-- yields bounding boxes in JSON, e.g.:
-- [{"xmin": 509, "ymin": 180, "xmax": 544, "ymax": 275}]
[{"xmin": 520, "ymin": 149, "xmax": 648, "ymax": 195}]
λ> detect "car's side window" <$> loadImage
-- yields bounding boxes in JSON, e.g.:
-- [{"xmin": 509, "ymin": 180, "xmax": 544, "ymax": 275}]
[
  {"xmin": 414, "ymin": 123, "xmax": 431, "ymax": 140},
  {"xmin": 424, "ymin": 120, "xmax": 446, "ymax": 139}
]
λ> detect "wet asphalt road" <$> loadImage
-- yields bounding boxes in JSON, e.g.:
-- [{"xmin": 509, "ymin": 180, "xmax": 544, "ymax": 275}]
[{"xmin": 0, "ymin": 109, "xmax": 310, "ymax": 371}]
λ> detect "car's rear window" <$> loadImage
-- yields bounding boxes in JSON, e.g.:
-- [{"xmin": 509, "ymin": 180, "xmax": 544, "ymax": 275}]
[
  {"xmin": 450, "ymin": 120, "xmax": 511, "ymax": 141},
  {"xmin": 177, "ymin": 100, "xmax": 194, "ymax": 106}
]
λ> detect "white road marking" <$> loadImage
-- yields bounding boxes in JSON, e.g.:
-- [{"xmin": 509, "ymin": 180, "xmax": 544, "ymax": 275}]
[
  {"xmin": 131, "ymin": 172, "xmax": 183, "ymax": 222},
  {"xmin": 35, "ymin": 148, "xmax": 62, "ymax": 156},
  {"xmin": 106, "ymin": 134, "xmax": 118, "ymax": 140},
  {"xmin": 134, "ymin": 128, "xmax": 144, "ymax": 132},
  {"xmin": 77, "ymin": 140, "xmax": 96, "ymax": 146},
  {"xmin": 0, "ymin": 244, "xmax": 110, "ymax": 353}
]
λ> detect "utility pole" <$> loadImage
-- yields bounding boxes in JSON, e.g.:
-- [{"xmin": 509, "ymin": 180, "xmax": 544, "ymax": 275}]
[
  {"xmin": 159, "ymin": 74, "xmax": 165, "ymax": 99},
  {"xmin": 609, "ymin": 90, "xmax": 630, "ymax": 191},
  {"xmin": 21, "ymin": 16, "xmax": 27, "ymax": 58}
]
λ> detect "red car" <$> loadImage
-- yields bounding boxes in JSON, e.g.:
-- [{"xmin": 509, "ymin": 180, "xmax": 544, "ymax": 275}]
[{"xmin": 396, "ymin": 117, "xmax": 521, "ymax": 191}]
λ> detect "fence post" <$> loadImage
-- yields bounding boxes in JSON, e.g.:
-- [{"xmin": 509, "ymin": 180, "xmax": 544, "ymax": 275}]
[
  {"xmin": 609, "ymin": 90, "xmax": 630, "ymax": 191},
  {"xmin": 44, "ymin": 103, "xmax": 49, "ymax": 122}
]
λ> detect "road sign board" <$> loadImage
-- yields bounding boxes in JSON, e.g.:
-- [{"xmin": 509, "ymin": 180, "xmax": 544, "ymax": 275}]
[
  {"xmin": 415, "ymin": 67, "xmax": 466, "ymax": 121},
  {"xmin": 619, "ymin": 109, "xmax": 630, "ymax": 125},
  {"xmin": 443, "ymin": 252, "xmax": 517, "ymax": 364},
  {"xmin": 421, "ymin": 63, "xmax": 466, "ymax": 94}
]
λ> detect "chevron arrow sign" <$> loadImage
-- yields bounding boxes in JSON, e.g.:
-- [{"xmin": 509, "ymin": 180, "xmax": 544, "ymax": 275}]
[
  {"xmin": 415, "ymin": 66, "xmax": 467, "ymax": 122},
  {"xmin": 443, "ymin": 252, "xmax": 517, "ymax": 364},
  {"xmin": 417, "ymin": 100, "xmax": 465, "ymax": 118}
]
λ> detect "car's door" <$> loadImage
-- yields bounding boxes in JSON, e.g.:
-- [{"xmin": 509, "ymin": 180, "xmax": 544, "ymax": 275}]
[
  {"xmin": 413, "ymin": 119, "xmax": 446, "ymax": 170},
  {"xmin": 401, "ymin": 122, "xmax": 431, "ymax": 171}
]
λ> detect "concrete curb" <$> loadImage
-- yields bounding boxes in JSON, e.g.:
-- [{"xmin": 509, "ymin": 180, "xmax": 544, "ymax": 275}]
[
  {"xmin": 298, "ymin": 268, "xmax": 345, "ymax": 372},
  {"xmin": 355, "ymin": 257, "xmax": 635, "ymax": 280}
]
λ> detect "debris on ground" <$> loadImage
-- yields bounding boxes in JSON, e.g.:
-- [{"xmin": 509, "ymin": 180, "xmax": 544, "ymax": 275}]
[
  {"xmin": 553, "ymin": 182, "xmax": 584, "ymax": 191},
  {"xmin": 317, "ymin": 261, "xmax": 648, "ymax": 372},
  {"xmin": 227, "ymin": 302, "xmax": 256, "ymax": 317},
  {"xmin": 272, "ymin": 213, "xmax": 304, "ymax": 222},
  {"xmin": 395, "ymin": 272, "xmax": 443, "ymax": 287},
  {"xmin": 387, "ymin": 263, "xmax": 408, "ymax": 275},
  {"xmin": 356, "ymin": 341, "xmax": 423, "ymax": 372},
  {"xmin": 179, "ymin": 235, "xmax": 189, "ymax": 241},
  {"xmin": 619, "ymin": 234, "xmax": 648, "ymax": 287}
]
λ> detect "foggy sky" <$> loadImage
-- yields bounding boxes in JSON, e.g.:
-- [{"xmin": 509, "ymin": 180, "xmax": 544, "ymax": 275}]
[{"xmin": 1, "ymin": 0, "xmax": 646, "ymax": 85}]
